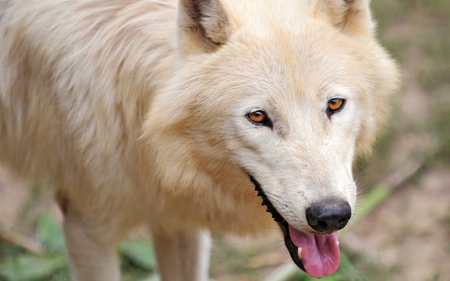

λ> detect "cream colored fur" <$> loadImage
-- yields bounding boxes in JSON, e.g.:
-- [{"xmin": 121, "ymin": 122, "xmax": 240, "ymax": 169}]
[{"xmin": 0, "ymin": 0, "xmax": 400, "ymax": 280}]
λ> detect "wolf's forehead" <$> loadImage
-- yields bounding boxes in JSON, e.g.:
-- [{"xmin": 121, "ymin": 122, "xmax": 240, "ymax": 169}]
[
  {"xmin": 223, "ymin": 0, "xmax": 312, "ymax": 30},
  {"xmin": 231, "ymin": 29, "xmax": 358, "ymax": 97}
]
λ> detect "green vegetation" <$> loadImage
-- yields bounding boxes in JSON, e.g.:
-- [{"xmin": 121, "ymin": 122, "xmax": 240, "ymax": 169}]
[{"xmin": 0, "ymin": 214, "xmax": 156, "ymax": 281}]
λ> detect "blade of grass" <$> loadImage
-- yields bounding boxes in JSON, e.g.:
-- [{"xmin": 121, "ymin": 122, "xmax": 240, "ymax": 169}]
[{"xmin": 347, "ymin": 184, "xmax": 390, "ymax": 229}]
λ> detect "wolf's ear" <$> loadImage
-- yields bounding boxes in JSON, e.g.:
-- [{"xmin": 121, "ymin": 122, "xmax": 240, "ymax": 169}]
[
  {"xmin": 177, "ymin": 0, "xmax": 236, "ymax": 53},
  {"xmin": 314, "ymin": 0, "xmax": 374, "ymax": 37}
]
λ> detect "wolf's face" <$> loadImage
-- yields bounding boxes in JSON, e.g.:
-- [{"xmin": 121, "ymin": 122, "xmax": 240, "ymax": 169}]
[
  {"xmin": 145, "ymin": 0, "xmax": 400, "ymax": 278},
  {"xmin": 210, "ymin": 29, "xmax": 369, "ymax": 277}
]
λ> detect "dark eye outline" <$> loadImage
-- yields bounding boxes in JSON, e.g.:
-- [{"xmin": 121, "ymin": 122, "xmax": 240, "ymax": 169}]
[
  {"xmin": 246, "ymin": 110, "xmax": 273, "ymax": 128},
  {"xmin": 326, "ymin": 98, "xmax": 346, "ymax": 118}
]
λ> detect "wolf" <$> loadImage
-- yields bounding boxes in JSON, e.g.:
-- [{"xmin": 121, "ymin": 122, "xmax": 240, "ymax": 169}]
[{"xmin": 0, "ymin": 0, "xmax": 400, "ymax": 280}]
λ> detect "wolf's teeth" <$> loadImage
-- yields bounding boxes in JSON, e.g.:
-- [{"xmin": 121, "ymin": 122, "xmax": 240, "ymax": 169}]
[{"xmin": 297, "ymin": 247, "xmax": 302, "ymax": 259}]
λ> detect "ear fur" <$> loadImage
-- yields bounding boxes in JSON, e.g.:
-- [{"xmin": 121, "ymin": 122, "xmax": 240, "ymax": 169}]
[
  {"xmin": 177, "ymin": 0, "xmax": 235, "ymax": 53},
  {"xmin": 314, "ymin": 0, "xmax": 374, "ymax": 37}
]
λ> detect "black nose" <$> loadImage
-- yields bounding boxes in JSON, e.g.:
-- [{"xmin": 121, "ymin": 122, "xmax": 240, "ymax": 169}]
[{"xmin": 306, "ymin": 198, "xmax": 351, "ymax": 233}]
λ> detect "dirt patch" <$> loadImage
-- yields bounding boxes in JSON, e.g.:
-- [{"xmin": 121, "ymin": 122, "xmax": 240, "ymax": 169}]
[{"xmin": 344, "ymin": 162, "xmax": 450, "ymax": 281}]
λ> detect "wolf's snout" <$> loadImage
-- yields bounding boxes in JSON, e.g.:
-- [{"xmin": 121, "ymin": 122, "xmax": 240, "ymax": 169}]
[{"xmin": 306, "ymin": 198, "xmax": 351, "ymax": 234}]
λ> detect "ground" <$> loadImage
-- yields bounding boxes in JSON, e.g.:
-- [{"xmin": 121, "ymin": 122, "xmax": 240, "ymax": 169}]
[{"xmin": 0, "ymin": 0, "xmax": 449, "ymax": 280}]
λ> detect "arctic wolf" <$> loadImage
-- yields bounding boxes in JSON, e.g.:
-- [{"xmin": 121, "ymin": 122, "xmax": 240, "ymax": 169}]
[{"xmin": 0, "ymin": 0, "xmax": 399, "ymax": 280}]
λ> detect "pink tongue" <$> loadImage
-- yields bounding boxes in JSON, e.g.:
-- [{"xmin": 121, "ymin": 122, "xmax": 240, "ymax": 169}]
[{"xmin": 288, "ymin": 225, "xmax": 340, "ymax": 278}]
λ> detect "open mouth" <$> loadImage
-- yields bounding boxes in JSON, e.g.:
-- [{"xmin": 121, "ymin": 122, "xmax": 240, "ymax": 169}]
[{"xmin": 249, "ymin": 176, "xmax": 340, "ymax": 278}]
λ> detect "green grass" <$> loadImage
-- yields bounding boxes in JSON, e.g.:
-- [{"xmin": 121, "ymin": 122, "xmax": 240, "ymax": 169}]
[{"xmin": 0, "ymin": 214, "xmax": 155, "ymax": 281}]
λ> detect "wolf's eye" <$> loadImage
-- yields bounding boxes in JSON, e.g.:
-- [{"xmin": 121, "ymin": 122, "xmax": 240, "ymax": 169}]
[
  {"xmin": 327, "ymin": 98, "xmax": 346, "ymax": 117},
  {"xmin": 248, "ymin": 111, "xmax": 265, "ymax": 123},
  {"xmin": 247, "ymin": 110, "xmax": 272, "ymax": 127}
]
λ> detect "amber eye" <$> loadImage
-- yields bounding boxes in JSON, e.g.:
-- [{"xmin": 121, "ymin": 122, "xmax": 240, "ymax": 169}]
[
  {"xmin": 328, "ymin": 98, "xmax": 344, "ymax": 111},
  {"xmin": 248, "ymin": 110, "xmax": 266, "ymax": 123},
  {"xmin": 327, "ymin": 98, "xmax": 346, "ymax": 117},
  {"xmin": 247, "ymin": 110, "xmax": 272, "ymax": 127}
]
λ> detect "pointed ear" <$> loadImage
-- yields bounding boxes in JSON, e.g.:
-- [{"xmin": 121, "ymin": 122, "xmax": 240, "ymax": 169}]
[
  {"xmin": 177, "ymin": 0, "xmax": 236, "ymax": 53},
  {"xmin": 314, "ymin": 0, "xmax": 375, "ymax": 37}
]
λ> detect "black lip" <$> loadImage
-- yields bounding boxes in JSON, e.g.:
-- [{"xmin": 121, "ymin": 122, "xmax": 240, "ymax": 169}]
[{"xmin": 249, "ymin": 176, "xmax": 306, "ymax": 273}]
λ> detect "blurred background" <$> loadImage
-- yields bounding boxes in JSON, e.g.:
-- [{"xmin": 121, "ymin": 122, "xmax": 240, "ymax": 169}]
[{"xmin": 0, "ymin": 0, "xmax": 449, "ymax": 280}]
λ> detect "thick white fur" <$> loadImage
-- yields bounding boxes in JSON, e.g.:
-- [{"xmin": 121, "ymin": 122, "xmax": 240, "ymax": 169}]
[{"xmin": 0, "ymin": 0, "xmax": 400, "ymax": 280}]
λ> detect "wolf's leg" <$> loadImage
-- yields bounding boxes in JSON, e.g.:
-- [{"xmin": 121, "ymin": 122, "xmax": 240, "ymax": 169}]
[
  {"xmin": 153, "ymin": 229, "xmax": 211, "ymax": 281},
  {"xmin": 63, "ymin": 215, "xmax": 120, "ymax": 281}
]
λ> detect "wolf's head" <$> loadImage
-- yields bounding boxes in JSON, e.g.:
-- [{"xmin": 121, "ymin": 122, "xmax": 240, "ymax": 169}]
[{"xmin": 144, "ymin": 0, "xmax": 400, "ymax": 277}]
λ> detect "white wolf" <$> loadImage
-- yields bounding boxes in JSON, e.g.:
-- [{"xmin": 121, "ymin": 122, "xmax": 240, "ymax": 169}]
[{"xmin": 0, "ymin": 0, "xmax": 400, "ymax": 280}]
